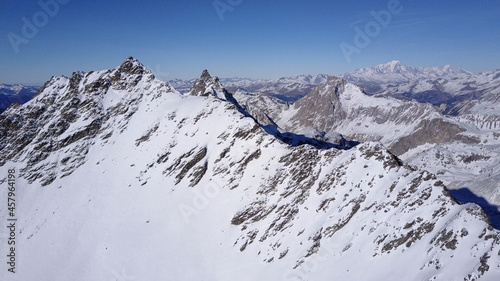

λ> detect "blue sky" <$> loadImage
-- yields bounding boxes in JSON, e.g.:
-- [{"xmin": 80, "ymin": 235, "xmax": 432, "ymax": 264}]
[{"xmin": 1, "ymin": 0, "xmax": 499, "ymax": 84}]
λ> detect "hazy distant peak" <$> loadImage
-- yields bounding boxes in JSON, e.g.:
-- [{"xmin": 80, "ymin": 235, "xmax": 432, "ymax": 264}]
[
  {"xmin": 189, "ymin": 69, "xmax": 227, "ymax": 100},
  {"xmin": 384, "ymin": 60, "xmax": 403, "ymax": 71},
  {"xmin": 344, "ymin": 61, "xmax": 474, "ymax": 85}
]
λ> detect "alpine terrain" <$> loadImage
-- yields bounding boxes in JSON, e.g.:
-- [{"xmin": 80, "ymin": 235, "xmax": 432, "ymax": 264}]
[
  {"xmin": 342, "ymin": 61, "xmax": 500, "ymax": 221},
  {"xmin": 170, "ymin": 74, "xmax": 329, "ymax": 102},
  {"xmin": 235, "ymin": 61, "xmax": 500, "ymax": 228},
  {"xmin": 1, "ymin": 58, "xmax": 500, "ymax": 281}
]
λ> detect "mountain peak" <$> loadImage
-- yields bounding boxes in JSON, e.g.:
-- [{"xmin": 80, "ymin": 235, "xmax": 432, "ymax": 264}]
[
  {"xmin": 201, "ymin": 69, "xmax": 211, "ymax": 79},
  {"xmin": 386, "ymin": 60, "xmax": 402, "ymax": 68},
  {"xmin": 2, "ymin": 58, "xmax": 500, "ymax": 281},
  {"xmin": 377, "ymin": 60, "xmax": 410, "ymax": 74},
  {"xmin": 189, "ymin": 69, "xmax": 227, "ymax": 99},
  {"xmin": 326, "ymin": 75, "xmax": 348, "ymax": 87},
  {"xmin": 343, "ymin": 61, "xmax": 475, "ymax": 86},
  {"xmin": 107, "ymin": 57, "xmax": 159, "ymax": 91}
]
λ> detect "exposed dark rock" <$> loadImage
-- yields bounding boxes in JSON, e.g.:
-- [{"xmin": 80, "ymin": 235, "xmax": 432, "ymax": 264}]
[{"xmin": 389, "ymin": 119, "xmax": 466, "ymax": 155}]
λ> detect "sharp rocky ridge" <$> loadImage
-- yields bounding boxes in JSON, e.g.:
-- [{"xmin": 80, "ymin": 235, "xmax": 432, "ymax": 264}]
[{"xmin": 1, "ymin": 57, "xmax": 500, "ymax": 280}]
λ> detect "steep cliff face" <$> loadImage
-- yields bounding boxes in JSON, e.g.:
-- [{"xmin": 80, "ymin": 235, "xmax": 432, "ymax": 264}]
[
  {"xmin": 0, "ymin": 57, "xmax": 175, "ymax": 185},
  {"xmin": 281, "ymin": 77, "xmax": 348, "ymax": 131},
  {"xmin": 1, "ymin": 58, "xmax": 500, "ymax": 281}
]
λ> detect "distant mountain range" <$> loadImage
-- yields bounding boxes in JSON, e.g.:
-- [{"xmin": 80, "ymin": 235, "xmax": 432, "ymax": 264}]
[
  {"xmin": 344, "ymin": 60, "xmax": 474, "ymax": 84},
  {"xmin": 229, "ymin": 61, "xmax": 500, "ymax": 228},
  {"xmin": 342, "ymin": 61, "xmax": 500, "ymax": 113},
  {"xmin": 169, "ymin": 74, "xmax": 329, "ymax": 102},
  {"xmin": 4, "ymin": 61, "xmax": 499, "ymax": 113},
  {"xmin": 0, "ymin": 84, "xmax": 39, "ymax": 112},
  {"xmin": 169, "ymin": 61, "xmax": 500, "ymax": 111}
]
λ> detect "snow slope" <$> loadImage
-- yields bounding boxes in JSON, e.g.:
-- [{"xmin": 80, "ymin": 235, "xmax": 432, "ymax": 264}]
[{"xmin": 1, "ymin": 58, "xmax": 500, "ymax": 281}]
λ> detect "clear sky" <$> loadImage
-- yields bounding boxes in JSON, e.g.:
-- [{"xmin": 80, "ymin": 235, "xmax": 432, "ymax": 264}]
[{"xmin": 1, "ymin": 0, "xmax": 499, "ymax": 84}]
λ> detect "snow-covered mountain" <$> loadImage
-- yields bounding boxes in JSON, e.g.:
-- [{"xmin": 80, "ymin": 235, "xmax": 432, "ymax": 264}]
[
  {"xmin": 442, "ymin": 69, "xmax": 500, "ymax": 115},
  {"xmin": 0, "ymin": 84, "xmax": 39, "ymax": 96},
  {"xmin": 220, "ymin": 75, "xmax": 329, "ymax": 102},
  {"xmin": 246, "ymin": 76, "xmax": 463, "ymax": 156},
  {"xmin": 341, "ymin": 61, "xmax": 500, "ymax": 107},
  {"xmin": 0, "ymin": 84, "xmax": 39, "ymax": 113},
  {"xmin": 341, "ymin": 63, "xmax": 500, "ymax": 208},
  {"xmin": 2, "ymin": 57, "xmax": 500, "ymax": 280},
  {"xmin": 343, "ymin": 60, "xmax": 473, "ymax": 84},
  {"xmin": 173, "ymin": 61, "xmax": 498, "ymax": 109},
  {"xmin": 234, "ymin": 73, "xmax": 500, "ymax": 220},
  {"xmin": 170, "ymin": 74, "xmax": 329, "ymax": 102}
]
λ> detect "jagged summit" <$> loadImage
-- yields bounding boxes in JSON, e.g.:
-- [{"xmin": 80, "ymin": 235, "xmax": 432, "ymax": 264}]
[
  {"xmin": 189, "ymin": 69, "xmax": 229, "ymax": 100},
  {"xmin": 200, "ymin": 69, "xmax": 211, "ymax": 80},
  {"xmin": 108, "ymin": 57, "xmax": 159, "ymax": 91},
  {"xmin": 34, "ymin": 57, "xmax": 159, "ymax": 99},
  {"xmin": 2, "ymin": 58, "xmax": 500, "ymax": 281},
  {"xmin": 325, "ymin": 75, "xmax": 348, "ymax": 93},
  {"xmin": 0, "ymin": 57, "xmax": 175, "ymax": 175},
  {"xmin": 117, "ymin": 56, "xmax": 150, "ymax": 76}
]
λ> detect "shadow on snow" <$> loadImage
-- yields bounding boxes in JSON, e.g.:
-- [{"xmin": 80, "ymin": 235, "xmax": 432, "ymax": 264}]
[
  {"xmin": 261, "ymin": 124, "xmax": 360, "ymax": 150},
  {"xmin": 449, "ymin": 188, "xmax": 500, "ymax": 230}
]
